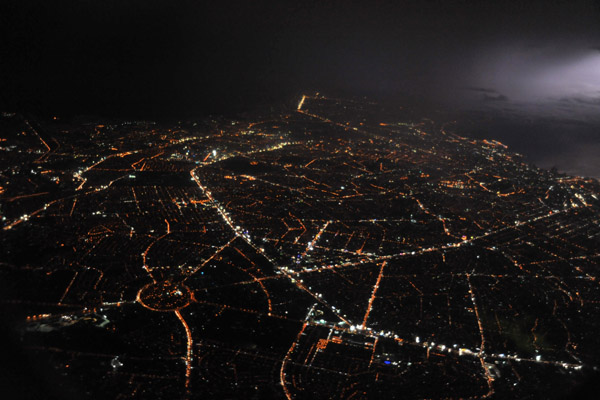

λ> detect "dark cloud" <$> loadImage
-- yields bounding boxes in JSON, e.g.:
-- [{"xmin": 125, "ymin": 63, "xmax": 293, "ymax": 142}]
[
  {"xmin": 570, "ymin": 96, "xmax": 600, "ymax": 106},
  {"xmin": 467, "ymin": 87, "xmax": 499, "ymax": 94},
  {"xmin": 483, "ymin": 93, "xmax": 509, "ymax": 102}
]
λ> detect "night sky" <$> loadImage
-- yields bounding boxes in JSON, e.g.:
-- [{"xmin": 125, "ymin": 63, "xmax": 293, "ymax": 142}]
[{"xmin": 2, "ymin": 0, "xmax": 600, "ymax": 176}]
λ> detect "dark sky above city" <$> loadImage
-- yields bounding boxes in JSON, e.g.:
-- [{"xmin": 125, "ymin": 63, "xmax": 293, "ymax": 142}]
[{"xmin": 2, "ymin": 0, "xmax": 600, "ymax": 175}]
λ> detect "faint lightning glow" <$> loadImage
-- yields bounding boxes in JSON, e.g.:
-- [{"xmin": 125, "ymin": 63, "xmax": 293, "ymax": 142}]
[
  {"xmin": 470, "ymin": 47, "xmax": 600, "ymax": 104},
  {"xmin": 531, "ymin": 52, "xmax": 600, "ymax": 100}
]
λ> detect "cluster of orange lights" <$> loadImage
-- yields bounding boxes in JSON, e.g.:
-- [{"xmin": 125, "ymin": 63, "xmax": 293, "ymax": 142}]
[{"xmin": 26, "ymin": 313, "xmax": 51, "ymax": 321}]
